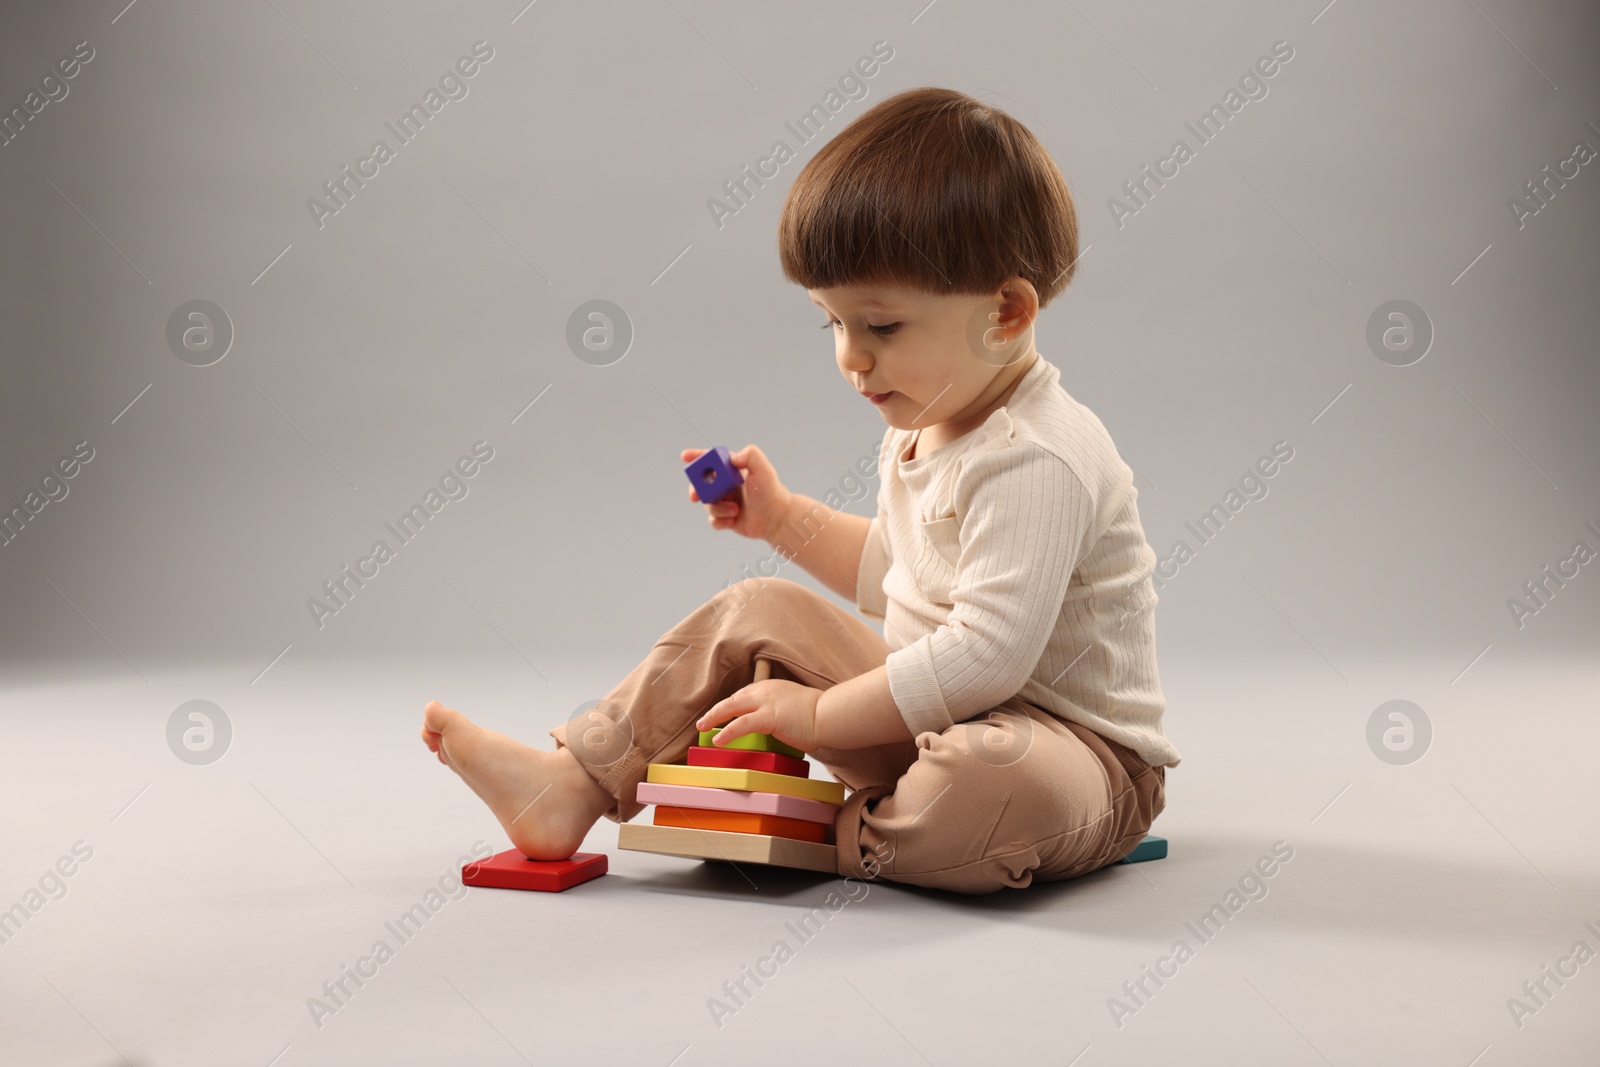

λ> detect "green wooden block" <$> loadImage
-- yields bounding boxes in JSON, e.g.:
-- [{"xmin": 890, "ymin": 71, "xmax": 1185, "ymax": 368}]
[
  {"xmin": 1118, "ymin": 834, "xmax": 1167, "ymax": 864},
  {"xmin": 696, "ymin": 727, "xmax": 805, "ymax": 759}
]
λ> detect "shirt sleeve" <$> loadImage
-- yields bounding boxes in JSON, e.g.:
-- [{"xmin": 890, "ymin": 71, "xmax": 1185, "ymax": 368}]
[
  {"xmin": 885, "ymin": 442, "xmax": 1097, "ymax": 737},
  {"xmin": 855, "ymin": 512, "xmax": 891, "ymax": 623}
]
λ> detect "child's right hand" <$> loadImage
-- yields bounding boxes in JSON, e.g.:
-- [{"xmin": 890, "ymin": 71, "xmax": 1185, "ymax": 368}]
[{"xmin": 681, "ymin": 444, "xmax": 793, "ymax": 541}]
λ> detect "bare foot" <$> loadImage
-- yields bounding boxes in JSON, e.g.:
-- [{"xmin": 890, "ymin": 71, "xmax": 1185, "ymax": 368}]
[{"xmin": 421, "ymin": 700, "xmax": 615, "ymax": 860}]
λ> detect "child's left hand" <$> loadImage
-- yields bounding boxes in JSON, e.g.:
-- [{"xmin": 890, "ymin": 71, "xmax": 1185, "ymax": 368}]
[{"xmin": 695, "ymin": 679, "xmax": 824, "ymax": 754}]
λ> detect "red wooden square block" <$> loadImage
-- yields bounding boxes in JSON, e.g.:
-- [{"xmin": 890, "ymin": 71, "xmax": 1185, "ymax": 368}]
[
  {"xmin": 686, "ymin": 744, "xmax": 809, "ymax": 778},
  {"xmin": 462, "ymin": 848, "xmax": 607, "ymax": 892}
]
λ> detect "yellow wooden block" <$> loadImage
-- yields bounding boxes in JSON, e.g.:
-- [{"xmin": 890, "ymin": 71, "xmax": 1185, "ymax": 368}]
[
  {"xmin": 645, "ymin": 763, "xmax": 846, "ymax": 805},
  {"xmin": 618, "ymin": 823, "xmax": 838, "ymax": 874}
]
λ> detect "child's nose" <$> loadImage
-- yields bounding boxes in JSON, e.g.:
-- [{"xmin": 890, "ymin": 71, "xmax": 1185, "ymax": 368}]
[{"xmin": 838, "ymin": 344, "xmax": 873, "ymax": 373}]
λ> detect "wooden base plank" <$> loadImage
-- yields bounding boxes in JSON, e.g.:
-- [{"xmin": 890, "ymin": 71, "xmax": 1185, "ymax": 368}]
[{"xmin": 618, "ymin": 823, "xmax": 838, "ymax": 874}]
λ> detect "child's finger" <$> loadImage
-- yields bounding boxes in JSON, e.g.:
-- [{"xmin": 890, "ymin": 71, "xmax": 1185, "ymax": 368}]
[
  {"xmin": 695, "ymin": 704, "xmax": 731, "ymax": 732},
  {"xmin": 710, "ymin": 715, "xmax": 759, "ymax": 746},
  {"xmin": 731, "ymin": 444, "xmax": 771, "ymax": 479},
  {"xmin": 696, "ymin": 688, "xmax": 752, "ymax": 731}
]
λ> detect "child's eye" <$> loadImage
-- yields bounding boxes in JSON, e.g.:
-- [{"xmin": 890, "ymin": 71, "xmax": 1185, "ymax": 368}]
[{"xmin": 820, "ymin": 319, "xmax": 901, "ymax": 336}]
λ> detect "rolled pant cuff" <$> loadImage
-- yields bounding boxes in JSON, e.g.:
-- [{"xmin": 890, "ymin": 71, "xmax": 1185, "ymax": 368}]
[
  {"xmin": 834, "ymin": 784, "xmax": 893, "ymax": 880},
  {"xmin": 549, "ymin": 725, "xmax": 651, "ymax": 824},
  {"xmin": 595, "ymin": 746, "xmax": 650, "ymax": 823}
]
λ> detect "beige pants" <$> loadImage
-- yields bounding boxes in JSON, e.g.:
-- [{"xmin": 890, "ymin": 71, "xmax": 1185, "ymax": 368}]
[{"xmin": 549, "ymin": 576, "xmax": 1166, "ymax": 895}]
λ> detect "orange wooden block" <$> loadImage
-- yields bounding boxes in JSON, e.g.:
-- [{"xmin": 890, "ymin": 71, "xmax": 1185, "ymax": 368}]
[{"xmin": 653, "ymin": 803, "xmax": 831, "ymax": 844}]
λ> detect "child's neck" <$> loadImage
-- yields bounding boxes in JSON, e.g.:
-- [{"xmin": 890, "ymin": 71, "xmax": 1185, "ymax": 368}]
[{"xmin": 908, "ymin": 348, "xmax": 1039, "ymax": 459}]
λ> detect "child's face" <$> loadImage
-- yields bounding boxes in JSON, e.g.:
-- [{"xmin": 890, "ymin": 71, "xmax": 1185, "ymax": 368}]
[{"xmin": 809, "ymin": 280, "xmax": 1036, "ymax": 434}]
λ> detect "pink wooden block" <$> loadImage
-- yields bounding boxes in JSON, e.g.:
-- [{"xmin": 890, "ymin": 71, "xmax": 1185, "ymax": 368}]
[{"xmin": 635, "ymin": 782, "xmax": 839, "ymax": 825}]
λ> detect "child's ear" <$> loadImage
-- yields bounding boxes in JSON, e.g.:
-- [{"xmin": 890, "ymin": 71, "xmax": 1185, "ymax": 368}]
[{"xmin": 995, "ymin": 277, "xmax": 1040, "ymax": 335}]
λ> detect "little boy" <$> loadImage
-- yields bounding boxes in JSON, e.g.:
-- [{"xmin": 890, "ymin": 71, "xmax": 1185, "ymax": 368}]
[{"xmin": 421, "ymin": 87, "xmax": 1180, "ymax": 894}]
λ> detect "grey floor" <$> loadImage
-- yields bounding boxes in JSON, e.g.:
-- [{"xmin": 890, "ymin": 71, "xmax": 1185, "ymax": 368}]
[{"xmin": 3, "ymin": 650, "xmax": 1597, "ymax": 1067}]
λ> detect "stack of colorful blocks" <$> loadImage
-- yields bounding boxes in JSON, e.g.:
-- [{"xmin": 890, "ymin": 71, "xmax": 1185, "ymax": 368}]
[
  {"xmin": 618, "ymin": 728, "xmax": 845, "ymax": 873},
  {"xmin": 617, "ymin": 666, "xmax": 846, "ymax": 873}
]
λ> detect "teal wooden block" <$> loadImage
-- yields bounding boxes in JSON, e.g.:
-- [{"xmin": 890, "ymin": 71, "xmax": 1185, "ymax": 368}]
[{"xmin": 1118, "ymin": 834, "xmax": 1167, "ymax": 864}]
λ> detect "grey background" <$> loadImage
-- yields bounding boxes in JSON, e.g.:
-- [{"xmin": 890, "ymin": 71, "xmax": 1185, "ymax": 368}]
[
  {"xmin": 1, "ymin": 0, "xmax": 1594, "ymax": 676},
  {"xmin": 2, "ymin": 2, "xmax": 1597, "ymax": 1066}
]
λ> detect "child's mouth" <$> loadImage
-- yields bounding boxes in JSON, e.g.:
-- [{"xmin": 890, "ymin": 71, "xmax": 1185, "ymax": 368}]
[{"xmin": 865, "ymin": 391, "xmax": 893, "ymax": 405}]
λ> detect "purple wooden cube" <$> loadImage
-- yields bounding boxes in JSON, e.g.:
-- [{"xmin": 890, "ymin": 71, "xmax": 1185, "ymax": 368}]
[{"xmin": 685, "ymin": 446, "xmax": 744, "ymax": 504}]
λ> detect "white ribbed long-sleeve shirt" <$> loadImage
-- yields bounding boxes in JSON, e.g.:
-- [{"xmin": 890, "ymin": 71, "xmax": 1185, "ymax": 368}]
[{"xmin": 855, "ymin": 354, "xmax": 1181, "ymax": 768}]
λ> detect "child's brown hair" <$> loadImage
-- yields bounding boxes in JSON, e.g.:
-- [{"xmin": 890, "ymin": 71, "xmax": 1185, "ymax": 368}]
[{"xmin": 778, "ymin": 87, "xmax": 1079, "ymax": 307}]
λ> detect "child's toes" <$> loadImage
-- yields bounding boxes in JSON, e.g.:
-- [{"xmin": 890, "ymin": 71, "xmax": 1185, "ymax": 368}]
[{"xmin": 423, "ymin": 700, "xmax": 459, "ymax": 737}]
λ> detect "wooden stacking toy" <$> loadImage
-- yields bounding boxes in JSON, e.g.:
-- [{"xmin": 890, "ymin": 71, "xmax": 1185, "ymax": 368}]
[{"xmin": 618, "ymin": 658, "xmax": 842, "ymax": 873}]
